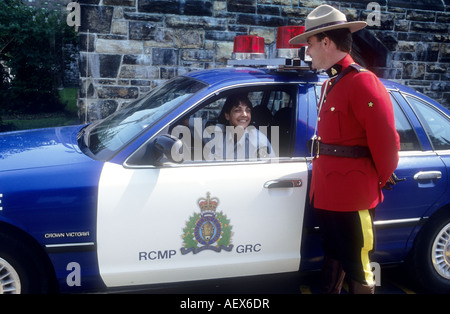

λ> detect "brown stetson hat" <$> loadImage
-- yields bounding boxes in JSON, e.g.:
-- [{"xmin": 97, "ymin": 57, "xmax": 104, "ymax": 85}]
[{"xmin": 289, "ymin": 4, "xmax": 367, "ymax": 45}]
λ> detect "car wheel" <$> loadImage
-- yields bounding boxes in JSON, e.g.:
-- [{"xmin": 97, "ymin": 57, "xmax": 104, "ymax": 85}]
[
  {"xmin": 410, "ymin": 213, "xmax": 450, "ymax": 293},
  {"xmin": 0, "ymin": 257, "xmax": 21, "ymax": 294},
  {"xmin": 0, "ymin": 233, "xmax": 53, "ymax": 294}
]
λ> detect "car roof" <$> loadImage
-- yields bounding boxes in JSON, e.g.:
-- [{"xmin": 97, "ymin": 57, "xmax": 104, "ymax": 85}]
[
  {"xmin": 184, "ymin": 66, "xmax": 415, "ymax": 92},
  {"xmin": 185, "ymin": 67, "xmax": 318, "ymax": 86},
  {"xmin": 185, "ymin": 67, "xmax": 448, "ymax": 114}
]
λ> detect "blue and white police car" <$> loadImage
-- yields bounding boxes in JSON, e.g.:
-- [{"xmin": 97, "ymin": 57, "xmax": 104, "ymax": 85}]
[{"xmin": 1, "ymin": 27, "xmax": 449, "ymax": 294}]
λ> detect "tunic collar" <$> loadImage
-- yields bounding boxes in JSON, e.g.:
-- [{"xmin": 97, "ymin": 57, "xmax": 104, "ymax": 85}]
[{"xmin": 325, "ymin": 54, "xmax": 355, "ymax": 77}]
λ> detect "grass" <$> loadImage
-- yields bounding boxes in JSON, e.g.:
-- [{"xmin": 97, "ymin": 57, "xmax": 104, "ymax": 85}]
[
  {"xmin": 2, "ymin": 88, "xmax": 81, "ymax": 131},
  {"xmin": 5, "ymin": 114, "xmax": 80, "ymax": 130}
]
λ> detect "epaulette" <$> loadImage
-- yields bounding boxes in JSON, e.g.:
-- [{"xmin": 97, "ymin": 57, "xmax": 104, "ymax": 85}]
[
  {"xmin": 349, "ymin": 63, "xmax": 368, "ymax": 73},
  {"xmin": 324, "ymin": 63, "xmax": 369, "ymax": 96}
]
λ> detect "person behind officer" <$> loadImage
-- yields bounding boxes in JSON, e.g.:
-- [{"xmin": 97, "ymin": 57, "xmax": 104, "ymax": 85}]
[
  {"xmin": 207, "ymin": 94, "xmax": 275, "ymax": 160},
  {"xmin": 290, "ymin": 5, "xmax": 400, "ymax": 294}
]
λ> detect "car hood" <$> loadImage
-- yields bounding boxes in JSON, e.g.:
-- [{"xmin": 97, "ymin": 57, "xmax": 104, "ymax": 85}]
[{"xmin": 0, "ymin": 125, "xmax": 93, "ymax": 171}]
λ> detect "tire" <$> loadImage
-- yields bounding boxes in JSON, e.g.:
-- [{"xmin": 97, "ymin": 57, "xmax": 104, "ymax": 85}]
[
  {"xmin": 0, "ymin": 257, "xmax": 21, "ymax": 294},
  {"xmin": 409, "ymin": 212, "xmax": 450, "ymax": 293},
  {"xmin": 0, "ymin": 232, "xmax": 54, "ymax": 294}
]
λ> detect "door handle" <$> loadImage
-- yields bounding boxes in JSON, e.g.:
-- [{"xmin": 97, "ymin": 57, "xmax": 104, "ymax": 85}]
[
  {"xmin": 413, "ymin": 171, "xmax": 442, "ymax": 181},
  {"xmin": 264, "ymin": 179, "xmax": 302, "ymax": 189}
]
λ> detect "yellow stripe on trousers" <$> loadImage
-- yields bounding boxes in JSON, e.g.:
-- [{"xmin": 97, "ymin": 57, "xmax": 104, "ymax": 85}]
[{"xmin": 358, "ymin": 209, "xmax": 374, "ymax": 286}]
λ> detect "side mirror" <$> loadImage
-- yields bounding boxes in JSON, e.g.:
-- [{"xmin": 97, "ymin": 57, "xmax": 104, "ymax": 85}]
[{"xmin": 151, "ymin": 134, "xmax": 184, "ymax": 164}]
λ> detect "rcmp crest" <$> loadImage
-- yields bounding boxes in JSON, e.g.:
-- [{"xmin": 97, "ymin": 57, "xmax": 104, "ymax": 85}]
[{"xmin": 181, "ymin": 192, "xmax": 233, "ymax": 255}]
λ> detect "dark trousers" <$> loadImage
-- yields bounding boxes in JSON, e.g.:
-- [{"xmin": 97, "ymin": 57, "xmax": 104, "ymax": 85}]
[{"xmin": 315, "ymin": 208, "xmax": 376, "ymax": 286}]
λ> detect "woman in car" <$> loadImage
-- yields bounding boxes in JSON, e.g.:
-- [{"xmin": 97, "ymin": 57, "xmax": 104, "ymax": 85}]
[{"xmin": 205, "ymin": 94, "xmax": 276, "ymax": 161}]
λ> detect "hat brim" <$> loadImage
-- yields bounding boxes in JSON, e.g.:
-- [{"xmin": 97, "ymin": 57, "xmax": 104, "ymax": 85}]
[{"xmin": 289, "ymin": 21, "xmax": 367, "ymax": 45}]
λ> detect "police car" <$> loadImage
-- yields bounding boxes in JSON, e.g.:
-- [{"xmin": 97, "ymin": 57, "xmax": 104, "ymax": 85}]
[{"xmin": 1, "ymin": 27, "xmax": 449, "ymax": 294}]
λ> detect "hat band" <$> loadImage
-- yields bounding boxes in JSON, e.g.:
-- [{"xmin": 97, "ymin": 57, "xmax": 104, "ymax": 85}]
[{"xmin": 306, "ymin": 20, "xmax": 347, "ymax": 33}]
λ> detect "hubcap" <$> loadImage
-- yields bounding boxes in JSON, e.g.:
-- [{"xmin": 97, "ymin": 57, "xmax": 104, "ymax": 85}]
[
  {"xmin": 432, "ymin": 222, "xmax": 450, "ymax": 280},
  {"xmin": 0, "ymin": 258, "xmax": 21, "ymax": 294}
]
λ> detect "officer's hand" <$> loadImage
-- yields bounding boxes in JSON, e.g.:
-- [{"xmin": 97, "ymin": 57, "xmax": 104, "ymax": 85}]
[{"xmin": 382, "ymin": 173, "xmax": 406, "ymax": 191}]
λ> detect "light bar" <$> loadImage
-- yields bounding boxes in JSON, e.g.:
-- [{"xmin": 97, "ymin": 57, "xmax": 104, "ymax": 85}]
[
  {"xmin": 232, "ymin": 35, "xmax": 265, "ymax": 60},
  {"xmin": 227, "ymin": 27, "xmax": 311, "ymax": 71}
]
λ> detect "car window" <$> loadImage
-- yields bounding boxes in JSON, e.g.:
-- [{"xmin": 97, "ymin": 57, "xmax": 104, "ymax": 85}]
[
  {"xmin": 406, "ymin": 95, "xmax": 450, "ymax": 150},
  {"xmin": 126, "ymin": 85, "xmax": 297, "ymax": 166},
  {"xmin": 81, "ymin": 76, "xmax": 207, "ymax": 161},
  {"xmin": 169, "ymin": 86, "xmax": 295, "ymax": 163},
  {"xmin": 390, "ymin": 94, "xmax": 422, "ymax": 151}
]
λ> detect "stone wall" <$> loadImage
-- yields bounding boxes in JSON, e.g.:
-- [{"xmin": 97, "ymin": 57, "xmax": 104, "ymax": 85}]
[{"xmin": 77, "ymin": 0, "xmax": 449, "ymax": 121}]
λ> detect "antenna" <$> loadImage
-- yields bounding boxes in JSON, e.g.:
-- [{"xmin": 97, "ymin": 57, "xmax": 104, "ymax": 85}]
[{"xmin": 85, "ymin": 29, "xmax": 89, "ymax": 124}]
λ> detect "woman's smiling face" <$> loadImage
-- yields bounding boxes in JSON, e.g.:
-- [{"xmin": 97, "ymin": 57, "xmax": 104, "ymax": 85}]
[{"xmin": 225, "ymin": 102, "xmax": 252, "ymax": 129}]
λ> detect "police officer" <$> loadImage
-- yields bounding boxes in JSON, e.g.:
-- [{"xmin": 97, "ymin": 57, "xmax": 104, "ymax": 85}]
[{"xmin": 290, "ymin": 5, "xmax": 400, "ymax": 294}]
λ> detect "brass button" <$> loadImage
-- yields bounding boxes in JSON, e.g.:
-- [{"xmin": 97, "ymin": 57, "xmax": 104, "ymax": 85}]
[{"xmin": 331, "ymin": 107, "xmax": 335, "ymax": 111}]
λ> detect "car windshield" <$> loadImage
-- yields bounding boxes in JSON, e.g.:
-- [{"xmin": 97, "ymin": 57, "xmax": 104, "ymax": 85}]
[{"xmin": 80, "ymin": 76, "xmax": 207, "ymax": 160}]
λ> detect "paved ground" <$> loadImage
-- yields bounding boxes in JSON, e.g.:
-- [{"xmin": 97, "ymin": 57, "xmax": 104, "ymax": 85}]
[
  {"xmin": 109, "ymin": 266, "xmax": 429, "ymax": 312},
  {"xmin": 121, "ymin": 265, "xmax": 427, "ymax": 295},
  {"xmin": 296, "ymin": 266, "xmax": 426, "ymax": 294}
]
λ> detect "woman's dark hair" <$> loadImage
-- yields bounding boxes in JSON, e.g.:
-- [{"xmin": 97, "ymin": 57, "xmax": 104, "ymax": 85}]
[
  {"xmin": 218, "ymin": 94, "xmax": 253, "ymax": 125},
  {"xmin": 315, "ymin": 28, "xmax": 352, "ymax": 53}
]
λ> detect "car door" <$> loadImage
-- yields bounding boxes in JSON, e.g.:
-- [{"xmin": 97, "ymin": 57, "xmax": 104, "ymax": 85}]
[
  {"xmin": 401, "ymin": 93, "xmax": 450, "ymax": 213},
  {"xmin": 372, "ymin": 91, "xmax": 448, "ymax": 262},
  {"xmin": 376, "ymin": 92, "xmax": 447, "ymax": 220},
  {"xmin": 95, "ymin": 84, "xmax": 308, "ymax": 288}
]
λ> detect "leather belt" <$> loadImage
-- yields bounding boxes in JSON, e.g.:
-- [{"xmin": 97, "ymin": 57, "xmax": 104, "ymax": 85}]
[{"xmin": 310, "ymin": 140, "xmax": 371, "ymax": 158}]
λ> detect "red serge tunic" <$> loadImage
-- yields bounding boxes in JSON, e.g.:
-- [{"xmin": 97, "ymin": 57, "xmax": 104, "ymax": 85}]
[{"xmin": 310, "ymin": 54, "xmax": 400, "ymax": 212}]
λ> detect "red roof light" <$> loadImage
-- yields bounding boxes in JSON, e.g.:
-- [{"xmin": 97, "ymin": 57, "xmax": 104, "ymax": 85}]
[
  {"xmin": 276, "ymin": 26, "xmax": 306, "ymax": 49},
  {"xmin": 233, "ymin": 35, "xmax": 265, "ymax": 54}
]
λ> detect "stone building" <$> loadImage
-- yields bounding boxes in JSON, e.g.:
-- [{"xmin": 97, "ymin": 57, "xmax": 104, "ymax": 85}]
[{"xmin": 77, "ymin": 0, "xmax": 449, "ymax": 122}]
